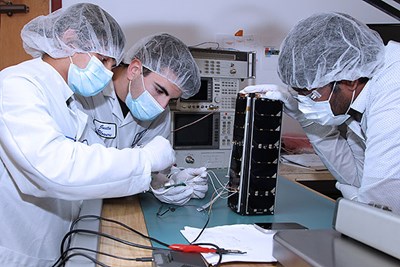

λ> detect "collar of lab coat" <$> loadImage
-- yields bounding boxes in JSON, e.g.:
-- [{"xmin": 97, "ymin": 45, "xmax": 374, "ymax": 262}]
[
  {"xmin": 103, "ymin": 81, "xmax": 136, "ymax": 125},
  {"xmin": 102, "ymin": 80, "xmax": 116, "ymax": 98},
  {"xmin": 345, "ymin": 81, "xmax": 370, "ymax": 142},
  {"xmin": 349, "ymin": 80, "xmax": 369, "ymax": 117},
  {"xmin": 104, "ymin": 82, "xmax": 125, "ymax": 122},
  {"xmin": 38, "ymin": 57, "xmax": 74, "ymax": 103}
]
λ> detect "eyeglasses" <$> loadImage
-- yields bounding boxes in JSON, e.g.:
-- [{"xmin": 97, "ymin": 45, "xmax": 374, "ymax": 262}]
[
  {"xmin": 292, "ymin": 82, "xmax": 335, "ymax": 101},
  {"xmin": 307, "ymin": 90, "xmax": 323, "ymax": 100}
]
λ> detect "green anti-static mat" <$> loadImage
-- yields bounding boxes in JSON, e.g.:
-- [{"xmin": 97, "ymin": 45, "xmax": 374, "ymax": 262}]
[{"xmin": 139, "ymin": 169, "xmax": 336, "ymax": 248}]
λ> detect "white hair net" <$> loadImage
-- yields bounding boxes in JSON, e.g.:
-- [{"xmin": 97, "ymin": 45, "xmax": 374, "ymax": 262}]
[
  {"xmin": 21, "ymin": 3, "xmax": 125, "ymax": 64},
  {"xmin": 123, "ymin": 33, "xmax": 201, "ymax": 99},
  {"xmin": 278, "ymin": 12, "xmax": 385, "ymax": 89}
]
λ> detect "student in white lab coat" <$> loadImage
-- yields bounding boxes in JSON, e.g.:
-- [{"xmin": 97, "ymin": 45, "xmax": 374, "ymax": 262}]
[
  {"xmin": 242, "ymin": 12, "xmax": 400, "ymax": 214},
  {"xmin": 75, "ymin": 33, "xmax": 209, "ymax": 206},
  {"xmin": 0, "ymin": 4, "xmax": 175, "ymax": 266}
]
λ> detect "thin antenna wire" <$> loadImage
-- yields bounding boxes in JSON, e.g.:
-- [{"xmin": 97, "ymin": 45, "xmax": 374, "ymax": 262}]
[{"xmin": 171, "ymin": 111, "xmax": 217, "ymax": 132}]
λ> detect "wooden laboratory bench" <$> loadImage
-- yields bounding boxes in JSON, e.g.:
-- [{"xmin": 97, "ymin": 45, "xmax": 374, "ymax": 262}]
[
  {"xmin": 278, "ymin": 162, "xmax": 334, "ymax": 182},
  {"xmin": 98, "ymin": 196, "xmax": 152, "ymax": 267},
  {"xmin": 99, "ymin": 196, "xmax": 271, "ymax": 267},
  {"xmin": 98, "ymin": 163, "xmax": 335, "ymax": 266}
]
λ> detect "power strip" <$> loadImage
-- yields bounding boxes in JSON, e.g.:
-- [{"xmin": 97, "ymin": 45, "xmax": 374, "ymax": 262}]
[{"xmin": 333, "ymin": 198, "xmax": 400, "ymax": 260}]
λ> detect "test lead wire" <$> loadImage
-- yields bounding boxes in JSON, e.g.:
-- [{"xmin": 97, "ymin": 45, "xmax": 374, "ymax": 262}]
[{"xmin": 171, "ymin": 111, "xmax": 217, "ymax": 132}]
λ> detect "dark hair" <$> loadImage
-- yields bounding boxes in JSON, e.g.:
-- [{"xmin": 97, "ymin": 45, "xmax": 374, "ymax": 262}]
[
  {"xmin": 358, "ymin": 77, "xmax": 370, "ymax": 84},
  {"xmin": 142, "ymin": 66, "xmax": 152, "ymax": 77},
  {"xmin": 116, "ymin": 64, "xmax": 152, "ymax": 77}
]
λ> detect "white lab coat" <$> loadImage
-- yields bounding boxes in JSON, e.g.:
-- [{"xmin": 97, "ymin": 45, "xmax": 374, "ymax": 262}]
[
  {"xmin": 303, "ymin": 41, "xmax": 400, "ymax": 214},
  {"xmin": 74, "ymin": 81, "xmax": 171, "ymax": 148},
  {"xmin": 0, "ymin": 58, "xmax": 154, "ymax": 266}
]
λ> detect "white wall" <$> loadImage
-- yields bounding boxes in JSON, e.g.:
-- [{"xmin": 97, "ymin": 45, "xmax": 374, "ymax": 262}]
[{"xmin": 62, "ymin": 0, "xmax": 397, "ymax": 135}]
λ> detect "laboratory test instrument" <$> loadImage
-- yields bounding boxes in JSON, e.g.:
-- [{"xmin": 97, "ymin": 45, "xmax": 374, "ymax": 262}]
[{"xmin": 170, "ymin": 48, "xmax": 256, "ymax": 168}]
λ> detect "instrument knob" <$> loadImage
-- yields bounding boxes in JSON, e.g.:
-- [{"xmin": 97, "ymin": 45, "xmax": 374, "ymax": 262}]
[{"xmin": 185, "ymin": 156, "xmax": 195, "ymax": 164}]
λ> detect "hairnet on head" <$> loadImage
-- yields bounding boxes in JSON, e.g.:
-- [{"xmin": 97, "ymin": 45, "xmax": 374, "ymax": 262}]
[
  {"xmin": 278, "ymin": 12, "xmax": 385, "ymax": 90},
  {"xmin": 123, "ymin": 33, "xmax": 201, "ymax": 99},
  {"xmin": 21, "ymin": 3, "xmax": 126, "ymax": 65}
]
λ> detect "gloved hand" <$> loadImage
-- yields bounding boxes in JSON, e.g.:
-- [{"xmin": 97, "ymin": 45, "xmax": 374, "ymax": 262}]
[
  {"xmin": 141, "ymin": 136, "xmax": 175, "ymax": 172},
  {"xmin": 169, "ymin": 166, "xmax": 208, "ymax": 199},
  {"xmin": 240, "ymin": 84, "xmax": 311, "ymax": 127},
  {"xmin": 335, "ymin": 182, "xmax": 358, "ymax": 200},
  {"xmin": 151, "ymin": 182, "xmax": 194, "ymax": 206},
  {"xmin": 151, "ymin": 166, "xmax": 208, "ymax": 205}
]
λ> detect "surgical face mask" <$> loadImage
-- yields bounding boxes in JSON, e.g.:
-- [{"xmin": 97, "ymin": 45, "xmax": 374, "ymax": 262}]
[
  {"xmin": 68, "ymin": 53, "xmax": 113, "ymax": 97},
  {"xmin": 125, "ymin": 74, "xmax": 164, "ymax": 121},
  {"xmin": 297, "ymin": 82, "xmax": 355, "ymax": 126}
]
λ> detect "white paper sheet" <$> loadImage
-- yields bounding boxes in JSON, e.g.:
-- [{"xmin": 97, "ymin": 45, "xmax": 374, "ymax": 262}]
[{"xmin": 180, "ymin": 224, "xmax": 277, "ymax": 265}]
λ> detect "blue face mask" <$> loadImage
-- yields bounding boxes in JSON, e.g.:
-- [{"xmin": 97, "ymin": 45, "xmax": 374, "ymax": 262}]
[
  {"xmin": 68, "ymin": 54, "xmax": 113, "ymax": 97},
  {"xmin": 125, "ymin": 75, "xmax": 164, "ymax": 121}
]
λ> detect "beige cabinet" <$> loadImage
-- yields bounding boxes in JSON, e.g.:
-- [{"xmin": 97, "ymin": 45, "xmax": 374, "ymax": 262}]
[{"xmin": 0, "ymin": 0, "xmax": 59, "ymax": 70}]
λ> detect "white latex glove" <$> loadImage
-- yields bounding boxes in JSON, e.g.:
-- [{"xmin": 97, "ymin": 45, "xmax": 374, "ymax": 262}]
[
  {"xmin": 151, "ymin": 183, "xmax": 194, "ymax": 206},
  {"xmin": 141, "ymin": 136, "xmax": 176, "ymax": 172},
  {"xmin": 335, "ymin": 182, "xmax": 358, "ymax": 200},
  {"xmin": 240, "ymin": 84, "xmax": 311, "ymax": 126},
  {"xmin": 150, "ymin": 167, "xmax": 208, "ymax": 205},
  {"xmin": 169, "ymin": 166, "xmax": 208, "ymax": 199}
]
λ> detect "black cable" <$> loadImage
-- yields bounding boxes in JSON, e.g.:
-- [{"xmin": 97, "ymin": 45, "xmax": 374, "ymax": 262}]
[
  {"xmin": 156, "ymin": 203, "xmax": 202, "ymax": 217},
  {"xmin": 61, "ymin": 215, "xmax": 92, "ymax": 259},
  {"xmin": 189, "ymin": 189, "xmax": 219, "ymax": 244},
  {"xmin": 53, "ymin": 252, "xmax": 110, "ymax": 267},
  {"xmin": 189, "ymin": 213, "xmax": 210, "ymax": 244},
  {"xmin": 54, "ymin": 228, "xmax": 158, "ymax": 267},
  {"xmin": 57, "ymin": 230, "xmax": 224, "ymax": 267},
  {"xmin": 60, "ymin": 228, "xmax": 156, "ymax": 254},
  {"xmin": 79, "ymin": 211, "xmax": 209, "ymax": 247},
  {"xmin": 57, "ymin": 217, "xmax": 222, "ymax": 267},
  {"xmin": 192, "ymin": 242, "xmax": 223, "ymax": 267},
  {"xmin": 68, "ymin": 215, "xmax": 169, "ymax": 248},
  {"xmin": 86, "ymin": 206, "xmax": 211, "ymax": 246},
  {"xmin": 61, "ymin": 247, "xmax": 152, "ymax": 263},
  {"xmin": 59, "ymin": 210, "xmax": 221, "ymax": 266},
  {"xmin": 153, "ymin": 203, "xmax": 221, "ymax": 265}
]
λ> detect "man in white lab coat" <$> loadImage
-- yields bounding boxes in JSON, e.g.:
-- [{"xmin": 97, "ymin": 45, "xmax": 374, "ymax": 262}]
[
  {"xmin": 75, "ymin": 33, "xmax": 209, "ymax": 206},
  {"xmin": 0, "ymin": 4, "xmax": 175, "ymax": 266},
  {"xmin": 242, "ymin": 12, "xmax": 400, "ymax": 214}
]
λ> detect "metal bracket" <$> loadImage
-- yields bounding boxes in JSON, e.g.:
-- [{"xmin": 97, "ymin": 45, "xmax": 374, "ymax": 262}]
[{"xmin": 0, "ymin": 1, "xmax": 29, "ymax": 16}]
